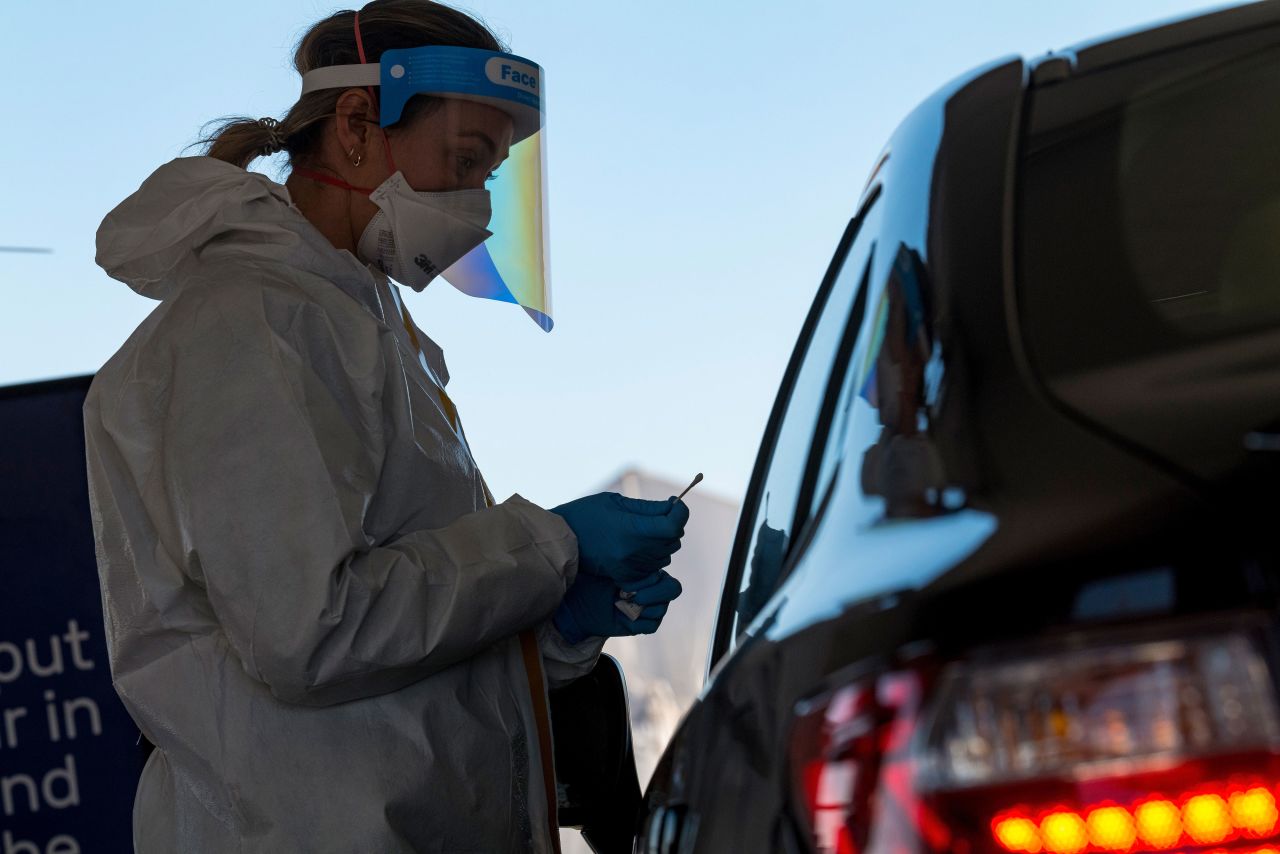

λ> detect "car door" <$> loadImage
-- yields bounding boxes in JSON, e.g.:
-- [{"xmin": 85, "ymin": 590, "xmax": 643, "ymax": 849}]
[
  {"xmin": 636, "ymin": 185, "xmax": 883, "ymax": 853},
  {"xmin": 634, "ymin": 52, "xmax": 1032, "ymax": 853}
]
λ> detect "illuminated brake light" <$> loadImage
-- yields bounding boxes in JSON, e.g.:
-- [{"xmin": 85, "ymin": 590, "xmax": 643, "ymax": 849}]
[
  {"xmin": 1086, "ymin": 806, "xmax": 1136, "ymax": 850},
  {"xmin": 996, "ymin": 816, "xmax": 1043, "ymax": 853},
  {"xmin": 1135, "ymin": 800, "xmax": 1182, "ymax": 849},
  {"xmin": 1041, "ymin": 812, "xmax": 1089, "ymax": 854},
  {"xmin": 790, "ymin": 626, "xmax": 1280, "ymax": 854},
  {"xmin": 1231, "ymin": 789, "xmax": 1280, "ymax": 837},
  {"xmin": 1184, "ymin": 794, "xmax": 1233, "ymax": 844},
  {"xmin": 992, "ymin": 786, "xmax": 1280, "ymax": 854}
]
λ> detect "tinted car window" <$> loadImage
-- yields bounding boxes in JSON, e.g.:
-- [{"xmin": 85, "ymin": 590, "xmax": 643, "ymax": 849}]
[
  {"xmin": 810, "ymin": 242, "xmax": 939, "ymax": 520},
  {"xmin": 724, "ymin": 196, "xmax": 882, "ymax": 646},
  {"xmin": 1021, "ymin": 40, "xmax": 1280, "ymax": 375},
  {"xmin": 1019, "ymin": 34, "xmax": 1280, "ymax": 482}
]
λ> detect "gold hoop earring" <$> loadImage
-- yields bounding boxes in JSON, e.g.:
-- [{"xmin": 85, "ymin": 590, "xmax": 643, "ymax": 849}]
[{"xmin": 347, "ymin": 145, "xmax": 362, "ymax": 167}]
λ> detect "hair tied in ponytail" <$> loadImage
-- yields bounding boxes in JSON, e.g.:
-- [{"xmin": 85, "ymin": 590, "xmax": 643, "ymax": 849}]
[{"xmin": 256, "ymin": 117, "xmax": 286, "ymax": 156}]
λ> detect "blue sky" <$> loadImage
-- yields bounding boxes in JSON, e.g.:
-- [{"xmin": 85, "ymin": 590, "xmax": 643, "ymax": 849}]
[{"xmin": 2, "ymin": 0, "xmax": 1226, "ymax": 508}]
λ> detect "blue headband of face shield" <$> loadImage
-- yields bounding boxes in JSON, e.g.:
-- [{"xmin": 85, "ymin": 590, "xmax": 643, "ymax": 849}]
[{"xmin": 300, "ymin": 46, "xmax": 553, "ymax": 332}]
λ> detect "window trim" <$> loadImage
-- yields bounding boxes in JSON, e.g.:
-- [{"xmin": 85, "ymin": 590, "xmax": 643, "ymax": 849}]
[
  {"xmin": 792, "ymin": 251, "xmax": 874, "ymax": 537},
  {"xmin": 707, "ymin": 186, "xmax": 883, "ymax": 672}
]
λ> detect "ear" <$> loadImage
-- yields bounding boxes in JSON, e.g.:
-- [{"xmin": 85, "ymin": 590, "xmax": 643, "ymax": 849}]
[{"xmin": 334, "ymin": 88, "xmax": 379, "ymax": 155}]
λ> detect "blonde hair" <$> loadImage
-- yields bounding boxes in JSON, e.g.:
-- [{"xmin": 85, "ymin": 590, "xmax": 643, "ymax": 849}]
[{"xmin": 202, "ymin": 1, "xmax": 503, "ymax": 169}]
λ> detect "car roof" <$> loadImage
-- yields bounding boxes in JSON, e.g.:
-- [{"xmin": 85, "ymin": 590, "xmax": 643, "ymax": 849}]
[{"xmin": 1030, "ymin": 0, "xmax": 1280, "ymax": 82}]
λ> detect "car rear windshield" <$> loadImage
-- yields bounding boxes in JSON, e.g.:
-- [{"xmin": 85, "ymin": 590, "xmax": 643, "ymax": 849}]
[{"xmin": 1019, "ymin": 36, "xmax": 1280, "ymax": 377}]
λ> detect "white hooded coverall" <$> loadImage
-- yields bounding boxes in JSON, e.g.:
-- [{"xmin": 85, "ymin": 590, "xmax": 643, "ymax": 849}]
[{"xmin": 84, "ymin": 157, "xmax": 601, "ymax": 853}]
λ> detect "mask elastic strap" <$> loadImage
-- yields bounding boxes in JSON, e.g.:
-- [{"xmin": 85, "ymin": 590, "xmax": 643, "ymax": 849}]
[
  {"xmin": 294, "ymin": 168, "xmax": 375, "ymax": 196},
  {"xmin": 353, "ymin": 10, "xmax": 398, "ymax": 174}
]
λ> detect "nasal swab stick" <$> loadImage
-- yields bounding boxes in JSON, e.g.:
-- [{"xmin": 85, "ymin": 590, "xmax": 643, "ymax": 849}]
[
  {"xmin": 615, "ymin": 474, "xmax": 704, "ymax": 620},
  {"xmin": 674, "ymin": 472, "xmax": 704, "ymax": 504}
]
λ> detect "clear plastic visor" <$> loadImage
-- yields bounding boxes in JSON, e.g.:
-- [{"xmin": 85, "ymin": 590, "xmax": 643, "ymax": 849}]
[
  {"xmin": 379, "ymin": 47, "xmax": 550, "ymax": 331},
  {"xmin": 301, "ymin": 45, "xmax": 552, "ymax": 331},
  {"xmin": 434, "ymin": 100, "xmax": 550, "ymax": 332}
]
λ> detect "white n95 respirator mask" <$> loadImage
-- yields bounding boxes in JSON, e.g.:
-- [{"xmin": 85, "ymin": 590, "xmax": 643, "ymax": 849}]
[{"xmin": 356, "ymin": 171, "xmax": 493, "ymax": 292}]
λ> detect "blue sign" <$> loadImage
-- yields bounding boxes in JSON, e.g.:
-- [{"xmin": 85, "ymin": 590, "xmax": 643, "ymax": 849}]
[{"xmin": 0, "ymin": 376, "xmax": 142, "ymax": 853}]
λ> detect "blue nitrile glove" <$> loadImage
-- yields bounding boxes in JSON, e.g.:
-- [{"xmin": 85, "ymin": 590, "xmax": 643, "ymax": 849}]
[
  {"xmin": 551, "ymin": 493, "xmax": 690, "ymax": 585},
  {"xmin": 553, "ymin": 570, "xmax": 684, "ymax": 645}
]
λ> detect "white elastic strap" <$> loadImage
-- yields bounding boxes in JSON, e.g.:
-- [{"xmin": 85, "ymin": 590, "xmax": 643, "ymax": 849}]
[{"xmin": 300, "ymin": 63, "xmax": 381, "ymax": 96}]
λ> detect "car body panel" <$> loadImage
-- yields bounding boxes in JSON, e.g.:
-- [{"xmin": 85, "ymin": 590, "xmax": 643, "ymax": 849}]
[
  {"xmin": 637, "ymin": 6, "xmax": 1280, "ymax": 851},
  {"xmin": 1030, "ymin": 0, "xmax": 1280, "ymax": 82}
]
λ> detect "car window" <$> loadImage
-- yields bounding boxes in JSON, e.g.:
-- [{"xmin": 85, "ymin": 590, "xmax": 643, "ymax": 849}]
[
  {"xmin": 809, "ymin": 242, "xmax": 935, "ymax": 520},
  {"xmin": 1021, "ymin": 40, "xmax": 1280, "ymax": 374},
  {"xmin": 718, "ymin": 195, "xmax": 882, "ymax": 652},
  {"xmin": 1018, "ymin": 33, "xmax": 1280, "ymax": 482}
]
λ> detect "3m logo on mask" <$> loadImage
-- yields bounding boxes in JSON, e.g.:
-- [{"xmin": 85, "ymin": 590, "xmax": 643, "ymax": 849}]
[
  {"xmin": 486, "ymin": 57, "xmax": 538, "ymax": 95},
  {"xmin": 414, "ymin": 254, "xmax": 438, "ymax": 276}
]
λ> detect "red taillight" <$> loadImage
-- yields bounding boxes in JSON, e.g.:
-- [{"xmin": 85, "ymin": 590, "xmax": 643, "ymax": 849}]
[
  {"xmin": 992, "ymin": 784, "xmax": 1280, "ymax": 854},
  {"xmin": 788, "ymin": 628, "xmax": 1280, "ymax": 854},
  {"xmin": 791, "ymin": 682, "xmax": 869, "ymax": 854},
  {"xmin": 790, "ymin": 670, "xmax": 937, "ymax": 854}
]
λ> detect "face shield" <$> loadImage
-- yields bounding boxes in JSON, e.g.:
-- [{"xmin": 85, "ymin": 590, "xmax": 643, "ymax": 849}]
[{"xmin": 301, "ymin": 44, "xmax": 552, "ymax": 332}]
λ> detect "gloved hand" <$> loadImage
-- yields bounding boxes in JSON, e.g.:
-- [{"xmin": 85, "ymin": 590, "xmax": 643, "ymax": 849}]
[
  {"xmin": 553, "ymin": 570, "xmax": 684, "ymax": 645},
  {"xmin": 551, "ymin": 493, "xmax": 690, "ymax": 584}
]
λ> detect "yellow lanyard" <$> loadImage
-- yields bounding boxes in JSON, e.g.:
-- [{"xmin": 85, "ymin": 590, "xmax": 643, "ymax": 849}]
[
  {"xmin": 393, "ymin": 291, "xmax": 559, "ymax": 852},
  {"xmin": 393, "ymin": 294, "xmax": 496, "ymax": 508}
]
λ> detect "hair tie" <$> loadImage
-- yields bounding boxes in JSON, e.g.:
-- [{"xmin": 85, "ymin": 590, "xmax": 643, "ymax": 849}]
[{"xmin": 256, "ymin": 117, "xmax": 286, "ymax": 156}]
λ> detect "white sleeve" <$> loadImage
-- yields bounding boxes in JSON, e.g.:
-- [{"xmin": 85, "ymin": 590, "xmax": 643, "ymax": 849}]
[
  {"xmin": 536, "ymin": 620, "xmax": 606, "ymax": 690},
  {"xmin": 153, "ymin": 282, "xmax": 577, "ymax": 707}
]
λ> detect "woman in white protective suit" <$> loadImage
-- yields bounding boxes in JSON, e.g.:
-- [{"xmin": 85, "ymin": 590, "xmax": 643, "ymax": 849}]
[{"xmin": 83, "ymin": 2, "xmax": 689, "ymax": 851}]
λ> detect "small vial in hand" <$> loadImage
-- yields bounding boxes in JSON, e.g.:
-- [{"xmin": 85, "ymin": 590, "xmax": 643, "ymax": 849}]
[{"xmin": 615, "ymin": 598, "xmax": 644, "ymax": 621}]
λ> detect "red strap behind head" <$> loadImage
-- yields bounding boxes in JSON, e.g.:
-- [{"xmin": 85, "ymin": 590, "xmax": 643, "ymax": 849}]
[
  {"xmin": 353, "ymin": 9, "xmax": 370, "ymax": 64},
  {"xmin": 352, "ymin": 9, "xmax": 397, "ymax": 172},
  {"xmin": 294, "ymin": 168, "xmax": 375, "ymax": 196}
]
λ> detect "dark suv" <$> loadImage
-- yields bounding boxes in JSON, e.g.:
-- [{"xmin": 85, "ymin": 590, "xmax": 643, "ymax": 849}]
[{"xmin": 636, "ymin": 3, "xmax": 1280, "ymax": 852}]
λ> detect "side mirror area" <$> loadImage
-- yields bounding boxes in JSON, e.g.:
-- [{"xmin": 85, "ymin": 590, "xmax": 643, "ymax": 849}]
[{"xmin": 550, "ymin": 653, "xmax": 642, "ymax": 854}]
